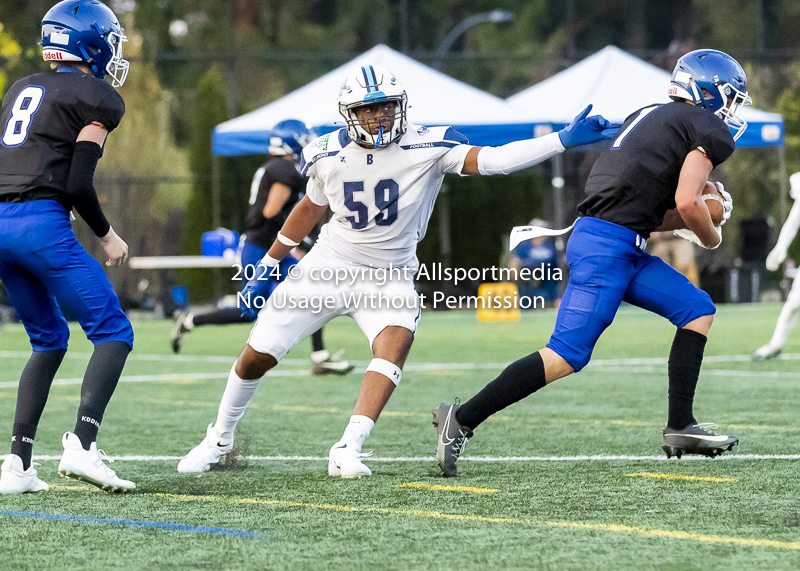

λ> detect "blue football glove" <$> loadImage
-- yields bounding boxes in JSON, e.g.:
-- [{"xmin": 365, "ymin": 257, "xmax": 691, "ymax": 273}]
[
  {"xmin": 558, "ymin": 104, "xmax": 621, "ymax": 149},
  {"xmin": 240, "ymin": 256, "xmax": 279, "ymax": 320}
]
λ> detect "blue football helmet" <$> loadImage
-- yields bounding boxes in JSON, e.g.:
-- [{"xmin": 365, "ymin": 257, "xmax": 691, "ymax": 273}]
[
  {"xmin": 669, "ymin": 49, "xmax": 751, "ymax": 141},
  {"xmin": 41, "ymin": 0, "xmax": 129, "ymax": 87},
  {"xmin": 269, "ymin": 120, "xmax": 314, "ymax": 157}
]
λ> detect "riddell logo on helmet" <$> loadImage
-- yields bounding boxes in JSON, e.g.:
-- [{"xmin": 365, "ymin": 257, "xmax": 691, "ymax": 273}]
[
  {"xmin": 43, "ymin": 50, "xmax": 64, "ymax": 61},
  {"xmin": 668, "ymin": 87, "xmax": 678, "ymax": 96}
]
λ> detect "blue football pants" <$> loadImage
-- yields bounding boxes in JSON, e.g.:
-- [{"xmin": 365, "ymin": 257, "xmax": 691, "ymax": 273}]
[
  {"xmin": 547, "ymin": 217, "xmax": 715, "ymax": 371},
  {"xmin": 0, "ymin": 200, "xmax": 133, "ymax": 351}
]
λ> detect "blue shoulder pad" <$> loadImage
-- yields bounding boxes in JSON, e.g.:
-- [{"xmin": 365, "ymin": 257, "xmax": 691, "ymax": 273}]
[{"xmin": 443, "ymin": 127, "xmax": 469, "ymax": 145}]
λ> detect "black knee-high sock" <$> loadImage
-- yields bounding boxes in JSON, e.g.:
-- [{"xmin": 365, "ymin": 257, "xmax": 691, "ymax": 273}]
[
  {"xmin": 12, "ymin": 349, "xmax": 66, "ymax": 469},
  {"xmin": 74, "ymin": 341, "xmax": 130, "ymax": 450},
  {"xmin": 193, "ymin": 308, "xmax": 252, "ymax": 327},
  {"xmin": 667, "ymin": 328, "xmax": 707, "ymax": 430},
  {"xmin": 456, "ymin": 352, "xmax": 547, "ymax": 430},
  {"xmin": 311, "ymin": 329, "xmax": 324, "ymax": 352}
]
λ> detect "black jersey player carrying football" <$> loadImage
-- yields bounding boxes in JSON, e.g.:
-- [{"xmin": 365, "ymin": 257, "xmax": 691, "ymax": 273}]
[
  {"xmin": 0, "ymin": 0, "xmax": 135, "ymax": 493},
  {"xmin": 434, "ymin": 49, "xmax": 749, "ymax": 476}
]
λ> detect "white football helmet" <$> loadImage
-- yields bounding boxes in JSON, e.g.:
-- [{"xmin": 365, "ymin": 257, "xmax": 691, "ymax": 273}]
[{"xmin": 338, "ymin": 64, "xmax": 408, "ymax": 148}]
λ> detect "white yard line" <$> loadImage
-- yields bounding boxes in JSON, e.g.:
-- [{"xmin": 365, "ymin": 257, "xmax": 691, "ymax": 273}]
[
  {"xmin": 1, "ymin": 351, "xmax": 798, "ymax": 389},
  {"xmin": 0, "ymin": 369, "xmax": 315, "ymax": 389},
  {"xmin": 2, "ymin": 350, "xmax": 799, "ymax": 366},
  {"xmin": 587, "ymin": 366, "xmax": 800, "ymax": 380},
  {"xmin": 4, "ymin": 453, "xmax": 799, "ymax": 462}
]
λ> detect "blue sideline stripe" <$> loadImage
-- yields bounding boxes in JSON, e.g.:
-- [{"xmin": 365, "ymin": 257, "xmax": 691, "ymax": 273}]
[{"xmin": 0, "ymin": 510, "xmax": 262, "ymax": 537}]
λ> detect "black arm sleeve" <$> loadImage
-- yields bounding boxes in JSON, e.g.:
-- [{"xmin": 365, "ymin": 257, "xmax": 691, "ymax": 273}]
[{"xmin": 65, "ymin": 141, "xmax": 110, "ymax": 237}]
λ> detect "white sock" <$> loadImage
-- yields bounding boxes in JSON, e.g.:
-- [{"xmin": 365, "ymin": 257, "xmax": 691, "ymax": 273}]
[
  {"xmin": 340, "ymin": 415, "xmax": 374, "ymax": 449},
  {"xmin": 770, "ymin": 278, "xmax": 800, "ymax": 348},
  {"xmin": 311, "ymin": 350, "xmax": 330, "ymax": 363},
  {"xmin": 184, "ymin": 313, "xmax": 195, "ymax": 330},
  {"xmin": 214, "ymin": 363, "xmax": 261, "ymax": 437}
]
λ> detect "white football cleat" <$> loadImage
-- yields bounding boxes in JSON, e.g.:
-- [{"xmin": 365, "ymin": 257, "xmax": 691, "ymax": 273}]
[
  {"xmin": 328, "ymin": 441, "xmax": 372, "ymax": 478},
  {"xmin": 311, "ymin": 350, "xmax": 355, "ymax": 376},
  {"xmin": 0, "ymin": 454, "xmax": 49, "ymax": 494},
  {"xmin": 58, "ymin": 432, "xmax": 135, "ymax": 493},
  {"xmin": 177, "ymin": 424, "xmax": 233, "ymax": 474},
  {"xmin": 752, "ymin": 343, "xmax": 782, "ymax": 361}
]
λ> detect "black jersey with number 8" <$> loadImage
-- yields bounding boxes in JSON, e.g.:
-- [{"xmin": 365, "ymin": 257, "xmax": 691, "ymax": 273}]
[{"xmin": 0, "ymin": 70, "xmax": 125, "ymax": 207}]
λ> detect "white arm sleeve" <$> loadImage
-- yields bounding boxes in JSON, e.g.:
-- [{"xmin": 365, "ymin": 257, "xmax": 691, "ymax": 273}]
[
  {"xmin": 775, "ymin": 199, "xmax": 800, "ymax": 253},
  {"xmin": 477, "ymin": 132, "xmax": 565, "ymax": 176}
]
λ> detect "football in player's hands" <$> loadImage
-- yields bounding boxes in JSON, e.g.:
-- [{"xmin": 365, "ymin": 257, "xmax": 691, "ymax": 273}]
[{"xmin": 702, "ymin": 181, "xmax": 725, "ymax": 226}]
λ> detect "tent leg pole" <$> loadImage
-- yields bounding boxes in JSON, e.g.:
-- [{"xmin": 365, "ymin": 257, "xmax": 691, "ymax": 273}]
[
  {"xmin": 212, "ymin": 155, "xmax": 221, "ymax": 229},
  {"xmin": 552, "ymin": 153, "xmax": 566, "ymax": 232},
  {"xmin": 551, "ymin": 153, "xmax": 567, "ymax": 298}
]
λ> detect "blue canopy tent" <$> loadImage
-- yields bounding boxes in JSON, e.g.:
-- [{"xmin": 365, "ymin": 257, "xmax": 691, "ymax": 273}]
[
  {"xmin": 507, "ymin": 45, "xmax": 783, "ymax": 148},
  {"xmin": 506, "ymin": 46, "xmax": 788, "ymax": 226},
  {"xmin": 212, "ymin": 44, "xmax": 534, "ymax": 157}
]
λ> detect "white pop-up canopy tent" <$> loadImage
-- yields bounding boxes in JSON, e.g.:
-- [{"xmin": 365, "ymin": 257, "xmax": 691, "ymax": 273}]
[
  {"xmin": 506, "ymin": 45, "xmax": 784, "ymax": 149},
  {"xmin": 507, "ymin": 45, "xmax": 790, "ymax": 227},
  {"xmin": 212, "ymin": 44, "xmax": 534, "ymax": 156}
]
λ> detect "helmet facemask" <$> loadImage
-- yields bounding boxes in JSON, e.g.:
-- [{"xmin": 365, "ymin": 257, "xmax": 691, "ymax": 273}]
[
  {"xmin": 105, "ymin": 30, "xmax": 129, "ymax": 87},
  {"xmin": 712, "ymin": 83, "xmax": 751, "ymax": 141},
  {"xmin": 340, "ymin": 96, "xmax": 407, "ymax": 149},
  {"xmin": 338, "ymin": 65, "xmax": 408, "ymax": 149}
]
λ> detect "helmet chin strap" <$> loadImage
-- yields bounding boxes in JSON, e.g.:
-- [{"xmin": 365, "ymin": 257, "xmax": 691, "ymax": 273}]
[{"xmin": 376, "ymin": 126, "xmax": 384, "ymax": 147}]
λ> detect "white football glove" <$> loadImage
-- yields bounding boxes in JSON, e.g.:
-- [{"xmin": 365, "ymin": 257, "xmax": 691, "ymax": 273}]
[
  {"xmin": 766, "ymin": 247, "xmax": 787, "ymax": 272},
  {"xmin": 714, "ymin": 181, "xmax": 733, "ymax": 225},
  {"xmin": 674, "ymin": 226, "xmax": 722, "ymax": 250}
]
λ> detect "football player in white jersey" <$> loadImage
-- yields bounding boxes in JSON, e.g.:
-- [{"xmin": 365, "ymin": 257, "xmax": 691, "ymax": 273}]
[
  {"xmin": 177, "ymin": 64, "xmax": 617, "ymax": 477},
  {"xmin": 753, "ymin": 172, "xmax": 800, "ymax": 360}
]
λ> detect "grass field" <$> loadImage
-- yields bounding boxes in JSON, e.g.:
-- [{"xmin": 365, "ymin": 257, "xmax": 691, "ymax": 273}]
[{"xmin": 1, "ymin": 303, "xmax": 799, "ymax": 570}]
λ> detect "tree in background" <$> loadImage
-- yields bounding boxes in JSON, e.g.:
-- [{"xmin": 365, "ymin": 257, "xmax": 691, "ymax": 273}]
[
  {"xmin": 180, "ymin": 66, "xmax": 230, "ymax": 301},
  {"xmin": 0, "ymin": 22, "xmax": 22, "ymax": 95}
]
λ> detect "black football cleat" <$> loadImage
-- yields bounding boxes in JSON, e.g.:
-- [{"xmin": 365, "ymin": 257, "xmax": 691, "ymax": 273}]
[
  {"xmin": 170, "ymin": 311, "xmax": 191, "ymax": 354},
  {"xmin": 432, "ymin": 401, "xmax": 473, "ymax": 477},
  {"xmin": 662, "ymin": 423, "xmax": 738, "ymax": 459}
]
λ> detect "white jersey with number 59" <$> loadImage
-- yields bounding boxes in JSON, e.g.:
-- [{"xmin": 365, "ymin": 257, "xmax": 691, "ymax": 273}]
[{"xmin": 300, "ymin": 124, "xmax": 472, "ymax": 270}]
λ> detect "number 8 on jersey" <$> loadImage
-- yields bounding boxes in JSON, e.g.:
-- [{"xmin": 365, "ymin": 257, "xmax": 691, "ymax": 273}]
[{"xmin": 2, "ymin": 86, "xmax": 45, "ymax": 147}]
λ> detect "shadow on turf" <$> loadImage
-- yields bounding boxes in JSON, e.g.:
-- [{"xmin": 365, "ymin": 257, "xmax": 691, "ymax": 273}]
[{"xmin": 210, "ymin": 432, "xmax": 250, "ymax": 472}]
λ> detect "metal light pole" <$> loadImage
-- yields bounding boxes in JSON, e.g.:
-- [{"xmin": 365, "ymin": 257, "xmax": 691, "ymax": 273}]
[
  {"xmin": 433, "ymin": 10, "xmax": 513, "ymax": 273},
  {"xmin": 432, "ymin": 10, "xmax": 514, "ymax": 71}
]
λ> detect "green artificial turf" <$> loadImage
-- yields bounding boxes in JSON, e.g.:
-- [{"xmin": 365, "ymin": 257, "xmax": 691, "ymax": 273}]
[{"xmin": 0, "ymin": 304, "xmax": 798, "ymax": 570}]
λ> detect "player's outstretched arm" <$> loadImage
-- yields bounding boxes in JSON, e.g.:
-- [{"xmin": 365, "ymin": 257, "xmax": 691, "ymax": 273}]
[
  {"xmin": 674, "ymin": 150, "xmax": 721, "ymax": 249},
  {"xmin": 461, "ymin": 104, "xmax": 619, "ymax": 176},
  {"xmin": 767, "ymin": 197, "xmax": 800, "ymax": 271}
]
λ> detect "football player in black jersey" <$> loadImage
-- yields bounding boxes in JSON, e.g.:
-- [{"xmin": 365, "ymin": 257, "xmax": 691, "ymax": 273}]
[
  {"xmin": 0, "ymin": 0, "xmax": 134, "ymax": 493},
  {"xmin": 169, "ymin": 120, "xmax": 354, "ymax": 375},
  {"xmin": 433, "ymin": 49, "xmax": 749, "ymax": 476}
]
